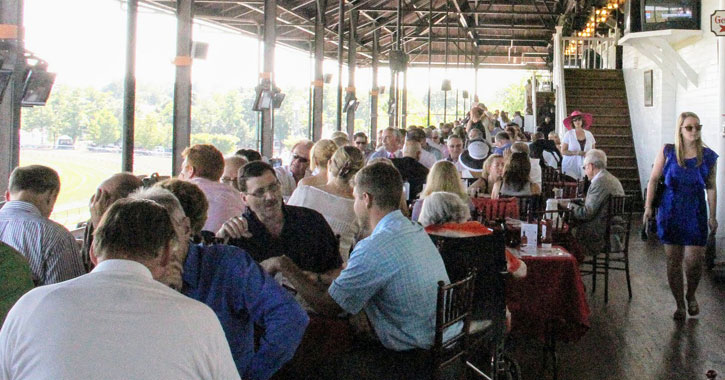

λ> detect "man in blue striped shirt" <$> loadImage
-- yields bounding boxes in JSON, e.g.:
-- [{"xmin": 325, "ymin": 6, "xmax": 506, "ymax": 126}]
[{"xmin": 0, "ymin": 165, "xmax": 84, "ymax": 285}]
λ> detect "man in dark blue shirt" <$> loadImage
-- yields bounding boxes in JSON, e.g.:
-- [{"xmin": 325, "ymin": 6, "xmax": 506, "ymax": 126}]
[
  {"xmin": 217, "ymin": 161, "xmax": 343, "ymax": 276},
  {"xmin": 146, "ymin": 182, "xmax": 309, "ymax": 380}
]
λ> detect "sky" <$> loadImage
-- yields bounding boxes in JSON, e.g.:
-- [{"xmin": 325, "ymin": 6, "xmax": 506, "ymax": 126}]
[{"xmin": 23, "ymin": 0, "xmax": 530, "ymax": 99}]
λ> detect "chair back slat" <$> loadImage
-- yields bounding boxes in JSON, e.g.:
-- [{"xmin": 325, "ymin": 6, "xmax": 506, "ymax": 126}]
[
  {"xmin": 433, "ymin": 272, "xmax": 476, "ymax": 380},
  {"xmin": 500, "ymin": 194, "xmax": 544, "ymax": 223},
  {"xmin": 532, "ymin": 208, "xmax": 573, "ymax": 245},
  {"xmin": 474, "ymin": 197, "xmax": 519, "ymax": 224},
  {"xmin": 603, "ymin": 195, "xmax": 633, "ymax": 254}
]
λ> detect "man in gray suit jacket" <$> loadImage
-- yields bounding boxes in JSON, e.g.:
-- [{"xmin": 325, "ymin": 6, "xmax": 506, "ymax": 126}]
[{"xmin": 561, "ymin": 149, "xmax": 625, "ymax": 256}]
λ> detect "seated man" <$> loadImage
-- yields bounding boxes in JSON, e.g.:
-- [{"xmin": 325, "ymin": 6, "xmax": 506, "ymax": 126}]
[
  {"xmin": 443, "ymin": 135, "xmax": 466, "ymax": 174},
  {"xmin": 493, "ymin": 131, "xmax": 512, "ymax": 155},
  {"xmin": 353, "ymin": 132, "xmax": 373, "ymax": 160},
  {"xmin": 275, "ymin": 140, "xmax": 314, "ymax": 201},
  {"xmin": 81, "ymin": 172, "xmax": 144, "ymax": 272},
  {"xmin": 392, "ymin": 141, "xmax": 429, "ymax": 203},
  {"xmin": 560, "ymin": 149, "xmax": 625, "ymax": 255},
  {"xmin": 222, "ymin": 155, "xmax": 248, "ymax": 190},
  {"xmin": 236, "ymin": 148, "xmax": 263, "ymax": 162},
  {"xmin": 140, "ymin": 184, "xmax": 309, "ymax": 380},
  {"xmin": 0, "ymin": 165, "xmax": 84, "ymax": 285},
  {"xmin": 218, "ymin": 161, "xmax": 342, "ymax": 276},
  {"xmin": 0, "ymin": 199, "xmax": 240, "ymax": 379},
  {"xmin": 368, "ymin": 127, "xmax": 402, "ymax": 161},
  {"xmin": 260, "ymin": 163, "xmax": 455, "ymax": 379},
  {"xmin": 179, "ymin": 144, "xmax": 245, "ymax": 234},
  {"xmin": 405, "ymin": 128, "xmax": 439, "ymax": 168}
]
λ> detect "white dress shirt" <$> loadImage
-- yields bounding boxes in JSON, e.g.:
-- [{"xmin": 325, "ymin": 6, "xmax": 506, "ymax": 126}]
[
  {"xmin": 274, "ymin": 166, "xmax": 311, "ymax": 202},
  {"xmin": 189, "ymin": 177, "xmax": 245, "ymax": 233},
  {"xmin": 0, "ymin": 259, "xmax": 240, "ymax": 380}
]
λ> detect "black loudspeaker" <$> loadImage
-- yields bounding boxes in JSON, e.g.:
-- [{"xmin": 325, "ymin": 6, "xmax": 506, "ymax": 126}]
[
  {"xmin": 323, "ymin": 73, "xmax": 333, "ymax": 83},
  {"xmin": 191, "ymin": 41, "xmax": 209, "ymax": 59},
  {"xmin": 462, "ymin": 90, "xmax": 469, "ymax": 99},
  {"xmin": 389, "ymin": 50, "xmax": 408, "ymax": 72},
  {"xmin": 441, "ymin": 79, "xmax": 451, "ymax": 91}
]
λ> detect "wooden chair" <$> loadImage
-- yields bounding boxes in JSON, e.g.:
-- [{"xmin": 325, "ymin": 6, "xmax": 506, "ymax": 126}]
[
  {"xmin": 501, "ymin": 194, "xmax": 544, "ymax": 223},
  {"xmin": 580, "ymin": 195, "xmax": 633, "ymax": 303},
  {"xmin": 541, "ymin": 165, "xmax": 562, "ymax": 183},
  {"xmin": 432, "ymin": 272, "xmax": 476, "ymax": 380},
  {"xmin": 429, "ymin": 230, "xmax": 519, "ymax": 380},
  {"xmin": 474, "ymin": 197, "xmax": 519, "ymax": 225},
  {"xmin": 533, "ymin": 208, "xmax": 573, "ymax": 246}
]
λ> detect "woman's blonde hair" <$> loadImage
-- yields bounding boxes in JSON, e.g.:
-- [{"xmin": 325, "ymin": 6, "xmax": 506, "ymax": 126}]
[
  {"xmin": 310, "ymin": 139, "xmax": 338, "ymax": 172},
  {"xmin": 674, "ymin": 111, "xmax": 704, "ymax": 167},
  {"xmin": 329, "ymin": 146, "xmax": 365, "ymax": 183},
  {"xmin": 481, "ymin": 154, "xmax": 503, "ymax": 181},
  {"xmin": 422, "ymin": 161, "xmax": 468, "ymax": 200}
]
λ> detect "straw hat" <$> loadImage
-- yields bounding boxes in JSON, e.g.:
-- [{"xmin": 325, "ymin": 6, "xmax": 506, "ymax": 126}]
[
  {"xmin": 563, "ymin": 110, "xmax": 593, "ymax": 130},
  {"xmin": 459, "ymin": 139, "xmax": 491, "ymax": 172}
]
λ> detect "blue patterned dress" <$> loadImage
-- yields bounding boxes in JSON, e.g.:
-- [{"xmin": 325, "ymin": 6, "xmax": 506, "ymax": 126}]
[{"xmin": 657, "ymin": 144, "xmax": 718, "ymax": 246}]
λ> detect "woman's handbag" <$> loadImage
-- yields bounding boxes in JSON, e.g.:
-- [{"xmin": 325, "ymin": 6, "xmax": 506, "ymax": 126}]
[{"xmin": 651, "ymin": 176, "xmax": 665, "ymax": 209}]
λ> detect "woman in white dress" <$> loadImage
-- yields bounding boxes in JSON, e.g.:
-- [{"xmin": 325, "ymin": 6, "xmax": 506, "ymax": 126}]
[
  {"xmin": 298, "ymin": 139, "xmax": 338, "ymax": 188},
  {"xmin": 561, "ymin": 110, "xmax": 596, "ymax": 180},
  {"xmin": 288, "ymin": 146, "xmax": 364, "ymax": 262}
]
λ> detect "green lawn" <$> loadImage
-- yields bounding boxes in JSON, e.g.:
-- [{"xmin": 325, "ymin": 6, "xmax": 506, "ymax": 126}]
[{"xmin": 20, "ymin": 149, "xmax": 172, "ymax": 228}]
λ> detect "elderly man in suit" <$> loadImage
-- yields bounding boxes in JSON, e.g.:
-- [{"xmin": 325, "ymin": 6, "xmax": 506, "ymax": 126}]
[{"xmin": 560, "ymin": 149, "xmax": 625, "ymax": 256}]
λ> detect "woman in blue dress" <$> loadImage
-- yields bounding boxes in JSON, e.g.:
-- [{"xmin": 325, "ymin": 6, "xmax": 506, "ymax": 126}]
[{"xmin": 643, "ymin": 112, "xmax": 718, "ymax": 321}]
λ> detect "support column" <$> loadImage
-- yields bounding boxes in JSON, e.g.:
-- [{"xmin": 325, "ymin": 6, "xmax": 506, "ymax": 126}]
[
  {"xmin": 172, "ymin": 0, "xmax": 193, "ymax": 175},
  {"xmin": 401, "ymin": 70, "xmax": 407, "ymax": 128},
  {"xmin": 345, "ymin": 10, "xmax": 357, "ymax": 137},
  {"xmin": 336, "ymin": 0, "xmax": 344, "ymax": 131},
  {"xmin": 426, "ymin": 0, "xmax": 432, "ymax": 126},
  {"xmin": 370, "ymin": 29, "xmax": 379, "ymax": 145},
  {"xmin": 260, "ymin": 0, "xmax": 276, "ymax": 158},
  {"xmin": 0, "ymin": 0, "xmax": 24, "ymax": 195},
  {"xmin": 474, "ymin": 52, "xmax": 479, "ymax": 99},
  {"xmin": 388, "ymin": 70, "xmax": 396, "ymax": 128},
  {"xmin": 123, "ymin": 0, "xmax": 138, "ymax": 172},
  {"xmin": 717, "ymin": 0, "xmax": 725, "ymax": 247},
  {"xmin": 312, "ymin": 0, "xmax": 326, "ymax": 141}
]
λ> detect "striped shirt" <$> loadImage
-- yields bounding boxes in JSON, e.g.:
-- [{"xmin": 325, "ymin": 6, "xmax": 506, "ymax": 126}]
[{"xmin": 0, "ymin": 201, "xmax": 84, "ymax": 285}]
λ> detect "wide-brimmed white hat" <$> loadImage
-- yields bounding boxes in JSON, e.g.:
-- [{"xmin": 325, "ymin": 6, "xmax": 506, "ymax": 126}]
[{"xmin": 459, "ymin": 139, "xmax": 491, "ymax": 172}]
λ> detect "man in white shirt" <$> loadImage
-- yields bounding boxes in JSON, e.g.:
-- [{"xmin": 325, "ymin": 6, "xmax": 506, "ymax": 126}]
[
  {"xmin": 274, "ymin": 140, "xmax": 313, "ymax": 201},
  {"xmin": 442, "ymin": 135, "xmax": 466, "ymax": 174},
  {"xmin": 0, "ymin": 198, "xmax": 240, "ymax": 380},
  {"xmin": 179, "ymin": 144, "xmax": 245, "ymax": 234},
  {"xmin": 403, "ymin": 128, "xmax": 438, "ymax": 169}
]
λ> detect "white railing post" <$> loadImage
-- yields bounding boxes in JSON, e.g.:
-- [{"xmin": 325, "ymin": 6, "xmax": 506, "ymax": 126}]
[{"xmin": 553, "ymin": 26, "xmax": 567, "ymax": 136}]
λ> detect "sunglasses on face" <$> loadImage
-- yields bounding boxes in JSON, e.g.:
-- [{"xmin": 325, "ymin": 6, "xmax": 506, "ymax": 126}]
[
  {"xmin": 292, "ymin": 154, "xmax": 309, "ymax": 163},
  {"xmin": 682, "ymin": 124, "xmax": 702, "ymax": 132},
  {"xmin": 572, "ymin": 117, "xmax": 582, "ymax": 122}
]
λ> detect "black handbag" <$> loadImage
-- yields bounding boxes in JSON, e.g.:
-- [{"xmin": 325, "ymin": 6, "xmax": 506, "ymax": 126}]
[{"xmin": 651, "ymin": 176, "xmax": 665, "ymax": 209}]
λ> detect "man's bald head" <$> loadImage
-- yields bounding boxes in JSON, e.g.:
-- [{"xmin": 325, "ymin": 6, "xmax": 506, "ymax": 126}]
[
  {"xmin": 402, "ymin": 141, "xmax": 422, "ymax": 159},
  {"xmin": 100, "ymin": 173, "xmax": 143, "ymax": 202}
]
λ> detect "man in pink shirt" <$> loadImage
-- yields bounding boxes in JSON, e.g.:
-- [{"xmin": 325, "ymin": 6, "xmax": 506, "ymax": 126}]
[{"xmin": 179, "ymin": 144, "xmax": 245, "ymax": 234}]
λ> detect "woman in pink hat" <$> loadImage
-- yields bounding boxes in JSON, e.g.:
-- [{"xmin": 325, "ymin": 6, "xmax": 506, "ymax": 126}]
[{"xmin": 561, "ymin": 110, "xmax": 596, "ymax": 179}]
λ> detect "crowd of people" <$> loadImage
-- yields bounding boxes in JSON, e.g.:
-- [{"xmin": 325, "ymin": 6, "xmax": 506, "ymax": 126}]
[{"xmin": 0, "ymin": 102, "xmax": 718, "ymax": 379}]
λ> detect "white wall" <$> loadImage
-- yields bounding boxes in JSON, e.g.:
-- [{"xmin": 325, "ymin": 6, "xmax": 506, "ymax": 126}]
[{"xmin": 622, "ymin": 0, "xmax": 725, "ymax": 242}]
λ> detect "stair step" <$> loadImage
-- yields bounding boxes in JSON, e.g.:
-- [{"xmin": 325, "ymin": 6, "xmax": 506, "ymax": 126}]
[
  {"xmin": 565, "ymin": 82, "xmax": 626, "ymax": 90},
  {"xmin": 566, "ymin": 88, "xmax": 626, "ymax": 97},
  {"xmin": 597, "ymin": 146, "xmax": 636, "ymax": 156},
  {"xmin": 564, "ymin": 69, "xmax": 623, "ymax": 80}
]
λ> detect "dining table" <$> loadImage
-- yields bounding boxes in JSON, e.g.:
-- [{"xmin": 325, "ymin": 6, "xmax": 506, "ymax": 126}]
[{"xmin": 505, "ymin": 245, "xmax": 591, "ymax": 379}]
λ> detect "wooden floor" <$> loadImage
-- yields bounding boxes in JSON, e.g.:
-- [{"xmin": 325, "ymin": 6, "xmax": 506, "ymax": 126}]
[{"xmin": 508, "ymin": 222, "xmax": 725, "ymax": 380}]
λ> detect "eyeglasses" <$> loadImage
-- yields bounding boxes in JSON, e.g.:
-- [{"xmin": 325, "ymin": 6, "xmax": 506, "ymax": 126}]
[
  {"xmin": 682, "ymin": 124, "xmax": 702, "ymax": 132},
  {"xmin": 354, "ymin": 140, "xmax": 367, "ymax": 145},
  {"xmin": 291, "ymin": 154, "xmax": 309, "ymax": 163},
  {"xmin": 572, "ymin": 117, "xmax": 582, "ymax": 122},
  {"xmin": 582, "ymin": 163, "xmax": 590, "ymax": 171},
  {"xmin": 247, "ymin": 181, "xmax": 281, "ymax": 198},
  {"xmin": 221, "ymin": 176, "xmax": 237, "ymax": 184}
]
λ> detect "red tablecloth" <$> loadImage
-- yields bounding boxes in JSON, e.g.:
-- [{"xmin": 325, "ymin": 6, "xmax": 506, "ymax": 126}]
[{"xmin": 506, "ymin": 246, "xmax": 590, "ymax": 343}]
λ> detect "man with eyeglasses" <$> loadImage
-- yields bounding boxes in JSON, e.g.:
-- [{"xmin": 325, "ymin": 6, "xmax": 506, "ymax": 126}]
[
  {"xmin": 442, "ymin": 135, "xmax": 466, "ymax": 174},
  {"xmin": 353, "ymin": 132, "xmax": 373, "ymax": 160},
  {"xmin": 221, "ymin": 155, "xmax": 248, "ymax": 191},
  {"xmin": 559, "ymin": 149, "xmax": 625, "ymax": 256},
  {"xmin": 218, "ymin": 161, "xmax": 342, "ymax": 279},
  {"xmin": 179, "ymin": 144, "xmax": 245, "ymax": 234},
  {"xmin": 275, "ymin": 140, "xmax": 314, "ymax": 202},
  {"xmin": 368, "ymin": 127, "xmax": 402, "ymax": 161}
]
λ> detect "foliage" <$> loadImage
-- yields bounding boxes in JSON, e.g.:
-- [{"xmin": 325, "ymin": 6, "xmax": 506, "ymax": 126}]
[{"xmin": 191, "ymin": 133, "xmax": 239, "ymax": 154}]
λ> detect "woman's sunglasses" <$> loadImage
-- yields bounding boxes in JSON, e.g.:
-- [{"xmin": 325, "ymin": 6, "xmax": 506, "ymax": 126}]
[{"xmin": 682, "ymin": 124, "xmax": 702, "ymax": 132}]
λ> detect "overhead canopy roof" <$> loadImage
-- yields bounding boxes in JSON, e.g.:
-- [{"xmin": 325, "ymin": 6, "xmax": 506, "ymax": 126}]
[{"xmin": 140, "ymin": 0, "xmax": 586, "ymax": 70}]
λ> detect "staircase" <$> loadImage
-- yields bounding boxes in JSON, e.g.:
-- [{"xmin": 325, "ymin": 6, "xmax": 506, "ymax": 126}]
[{"xmin": 564, "ymin": 69, "xmax": 642, "ymax": 208}]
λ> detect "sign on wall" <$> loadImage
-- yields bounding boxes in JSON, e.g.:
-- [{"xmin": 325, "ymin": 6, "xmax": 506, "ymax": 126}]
[{"xmin": 712, "ymin": 10, "xmax": 725, "ymax": 36}]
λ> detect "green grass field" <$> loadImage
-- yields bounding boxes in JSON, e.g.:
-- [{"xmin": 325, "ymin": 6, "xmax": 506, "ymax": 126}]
[{"xmin": 20, "ymin": 149, "xmax": 172, "ymax": 228}]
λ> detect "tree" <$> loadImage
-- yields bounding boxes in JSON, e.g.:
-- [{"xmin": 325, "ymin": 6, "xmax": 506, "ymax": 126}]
[
  {"xmin": 86, "ymin": 108, "xmax": 120, "ymax": 146},
  {"xmin": 135, "ymin": 113, "xmax": 166, "ymax": 149},
  {"xmin": 191, "ymin": 133, "xmax": 239, "ymax": 154}
]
